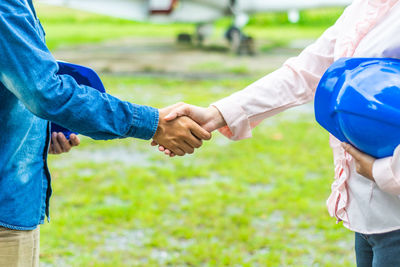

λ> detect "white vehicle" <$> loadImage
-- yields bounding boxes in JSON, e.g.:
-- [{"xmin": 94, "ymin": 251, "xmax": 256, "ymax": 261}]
[{"xmin": 38, "ymin": 0, "xmax": 352, "ymax": 53}]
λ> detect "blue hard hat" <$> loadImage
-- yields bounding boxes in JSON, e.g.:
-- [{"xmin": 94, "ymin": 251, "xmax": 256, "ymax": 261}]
[
  {"xmin": 51, "ymin": 61, "xmax": 106, "ymax": 139},
  {"xmin": 314, "ymin": 57, "xmax": 400, "ymax": 158}
]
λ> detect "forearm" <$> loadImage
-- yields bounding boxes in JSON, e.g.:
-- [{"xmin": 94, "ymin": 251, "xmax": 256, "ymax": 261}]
[
  {"xmin": 212, "ymin": 13, "xmax": 346, "ymax": 140},
  {"xmin": 3, "ymin": 58, "xmax": 159, "ymax": 140},
  {"xmin": 0, "ymin": 3, "xmax": 158, "ymax": 141}
]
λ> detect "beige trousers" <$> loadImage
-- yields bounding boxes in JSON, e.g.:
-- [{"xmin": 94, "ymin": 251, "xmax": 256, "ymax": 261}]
[{"xmin": 0, "ymin": 226, "xmax": 40, "ymax": 267}]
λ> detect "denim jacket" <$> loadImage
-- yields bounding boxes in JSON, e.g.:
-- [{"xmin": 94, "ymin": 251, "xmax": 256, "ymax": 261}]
[{"xmin": 0, "ymin": 0, "xmax": 159, "ymax": 230}]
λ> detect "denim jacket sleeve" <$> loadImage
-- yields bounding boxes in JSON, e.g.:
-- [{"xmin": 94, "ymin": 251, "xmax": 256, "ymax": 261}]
[{"xmin": 0, "ymin": 0, "xmax": 159, "ymax": 140}]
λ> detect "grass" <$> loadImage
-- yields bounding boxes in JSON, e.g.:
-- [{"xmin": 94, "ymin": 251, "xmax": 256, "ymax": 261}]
[
  {"xmin": 34, "ymin": 4, "xmax": 357, "ymax": 266},
  {"xmin": 44, "ymin": 77, "xmax": 355, "ymax": 266}
]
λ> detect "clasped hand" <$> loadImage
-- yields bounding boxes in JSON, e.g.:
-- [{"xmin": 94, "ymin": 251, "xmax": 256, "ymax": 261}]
[
  {"xmin": 49, "ymin": 132, "xmax": 80, "ymax": 154},
  {"xmin": 152, "ymin": 103, "xmax": 226, "ymax": 157},
  {"xmin": 341, "ymin": 142, "xmax": 376, "ymax": 181}
]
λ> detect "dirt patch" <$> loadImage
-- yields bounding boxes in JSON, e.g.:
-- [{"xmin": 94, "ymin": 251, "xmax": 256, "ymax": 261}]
[{"xmin": 53, "ymin": 37, "xmax": 304, "ymax": 78}]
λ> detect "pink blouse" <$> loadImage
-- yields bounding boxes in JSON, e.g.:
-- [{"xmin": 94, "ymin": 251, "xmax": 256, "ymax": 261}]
[{"xmin": 213, "ymin": 0, "xmax": 400, "ymax": 234}]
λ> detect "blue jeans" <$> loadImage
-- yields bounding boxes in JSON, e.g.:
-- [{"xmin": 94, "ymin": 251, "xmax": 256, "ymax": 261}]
[{"xmin": 355, "ymin": 229, "xmax": 400, "ymax": 267}]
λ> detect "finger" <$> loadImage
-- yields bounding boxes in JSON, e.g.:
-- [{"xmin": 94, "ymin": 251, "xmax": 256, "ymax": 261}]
[
  {"xmin": 160, "ymin": 102, "xmax": 186, "ymax": 121},
  {"xmin": 159, "ymin": 146, "xmax": 165, "ymax": 152},
  {"xmin": 178, "ymin": 141, "xmax": 195, "ymax": 155},
  {"xmin": 69, "ymin": 134, "xmax": 80, "ymax": 147},
  {"xmin": 185, "ymin": 141, "xmax": 196, "ymax": 154},
  {"xmin": 341, "ymin": 143, "xmax": 362, "ymax": 160},
  {"xmin": 151, "ymin": 140, "xmax": 158, "ymax": 146},
  {"xmin": 355, "ymin": 162, "xmax": 363, "ymax": 173},
  {"xmin": 51, "ymin": 132, "xmax": 63, "ymax": 154},
  {"xmin": 173, "ymin": 147, "xmax": 185, "ymax": 156},
  {"xmin": 185, "ymin": 136, "xmax": 203, "ymax": 149},
  {"xmin": 189, "ymin": 122, "xmax": 211, "ymax": 141},
  {"xmin": 57, "ymin": 133, "xmax": 71, "ymax": 152},
  {"xmin": 164, "ymin": 105, "xmax": 191, "ymax": 121}
]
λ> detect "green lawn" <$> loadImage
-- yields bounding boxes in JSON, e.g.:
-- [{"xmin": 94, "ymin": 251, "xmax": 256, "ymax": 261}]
[
  {"xmin": 44, "ymin": 77, "xmax": 355, "ymax": 266},
  {"xmin": 36, "ymin": 4, "xmax": 356, "ymax": 266}
]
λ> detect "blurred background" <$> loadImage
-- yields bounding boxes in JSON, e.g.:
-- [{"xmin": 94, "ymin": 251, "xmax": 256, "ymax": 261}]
[{"xmin": 34, "ymin": 0, "xmax": 356, "ymax": 266}]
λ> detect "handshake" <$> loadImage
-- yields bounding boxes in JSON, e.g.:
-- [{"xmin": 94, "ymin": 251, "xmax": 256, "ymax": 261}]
[{"xmin": 152, "ymin": 103, "xmax": 226, "ymax": 157}]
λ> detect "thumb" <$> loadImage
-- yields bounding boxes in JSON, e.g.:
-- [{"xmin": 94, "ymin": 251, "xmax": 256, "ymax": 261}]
[
  {"xmin": 164, "ymin": 105, "xmax": 191, "ymax": 121},
  {"xmin": 189, "ymin": 121, "xmax": 212, "ymax": 141}
]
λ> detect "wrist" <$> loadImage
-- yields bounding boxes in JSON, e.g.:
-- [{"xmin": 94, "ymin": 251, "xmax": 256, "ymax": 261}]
[
  {"xmin": 207, "ymin": 106, "xmax": 226, "ymax": 130},
  {"xmin": 128, "ymin": 105, "xmax": 159, "ymax": 140},
  {"xmin": 154, "ymin": 108, "xmax": 166, "ymax": 139}
]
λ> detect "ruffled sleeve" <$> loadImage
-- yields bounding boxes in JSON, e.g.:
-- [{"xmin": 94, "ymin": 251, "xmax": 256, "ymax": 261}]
[{"xmin": 326, "ymin": 136, "xmax": 352, "ymax": 223}]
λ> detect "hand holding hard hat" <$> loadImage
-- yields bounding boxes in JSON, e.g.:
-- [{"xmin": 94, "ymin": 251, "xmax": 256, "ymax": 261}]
[{"xmin": 315, "ymin": 58, "xmax": 400, "ymax": 158}]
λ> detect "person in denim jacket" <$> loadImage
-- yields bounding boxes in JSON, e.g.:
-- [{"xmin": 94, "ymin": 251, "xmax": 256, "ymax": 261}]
[{"xmin": 0, "ymin": 1, "xmax": 210, "ymax": 265}]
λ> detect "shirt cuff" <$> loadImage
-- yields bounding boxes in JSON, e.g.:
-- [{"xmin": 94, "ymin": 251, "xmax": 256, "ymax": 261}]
[
  {"xmin": 126, "ymin": 105, "xmax": 159, "ymax": 140},
  {"xmin": 373, "ymin": 157, "xmax": 400, "ymax": 195},
  {"xmin": 212, "ymin": 98, "xmax": 252, "ymax": 141}
]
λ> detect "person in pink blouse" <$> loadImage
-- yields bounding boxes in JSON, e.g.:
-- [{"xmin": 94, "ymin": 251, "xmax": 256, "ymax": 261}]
[{"xmin": 153, "ymin": 0, "xmax": 400, "ymax": 265}]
